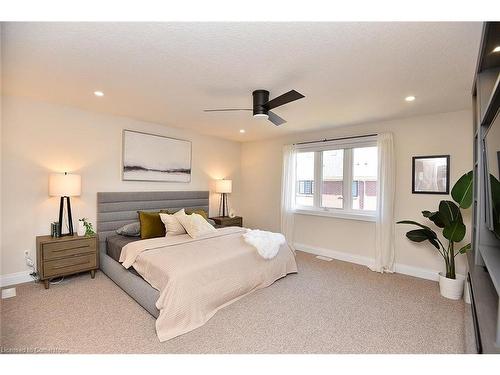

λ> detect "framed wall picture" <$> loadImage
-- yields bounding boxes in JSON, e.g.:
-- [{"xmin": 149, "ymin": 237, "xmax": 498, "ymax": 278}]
[
  {"xmin": 122, "ymin": 130, "xmax": 192, "ymax": 182},
  {"xmin": 412, "ymin": 155, "xmax": 450, "ymax": 194}
]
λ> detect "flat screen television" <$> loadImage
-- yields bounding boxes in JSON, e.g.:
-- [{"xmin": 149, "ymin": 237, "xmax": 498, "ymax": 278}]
[{"xmin": 485, "ymin": 111, "xmax": 500, "ymax": 239}]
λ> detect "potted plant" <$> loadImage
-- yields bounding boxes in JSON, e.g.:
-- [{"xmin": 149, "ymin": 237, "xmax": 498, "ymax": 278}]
[
  {"xmin": 78, "ymin": 218, "xmax": 96, "ymax": 237},
  {"xmin": 397, "ymin": 171, "xmax": 473, "ymax": 300}
]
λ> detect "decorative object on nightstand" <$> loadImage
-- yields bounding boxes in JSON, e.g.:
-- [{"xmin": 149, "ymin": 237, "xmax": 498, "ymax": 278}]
[
  {"xmin": 215, "ymin": 179, "xmax": 232, "ymax": 217},
  {"xmin": 210, "ymin": 215, "xmax": 242, "ymax": 228},
  {"xmin": 78, "ymin": 218, "xmax": 96, "ymax": 237},
  {"xmin": 36, "ymin": 234, "xmax": 98, "ymax": 289},
  {"xmin": 77, "ymin": 219, "xmax": 86, "ymax": 236},
  {"xmin": 49, "ymin": 172, "xmax": 81, "ymax": 236}
]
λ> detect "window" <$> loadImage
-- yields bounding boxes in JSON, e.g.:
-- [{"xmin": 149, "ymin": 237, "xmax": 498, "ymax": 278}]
[
  {"xmin": 352, "ymin": 146, "xmax": 378, "ymax": 211},
  {"xmin": 295, "ymin": 152, "xmax": 314, "ymax": 207},
  {"xmin": 321, "ymin": 149, "xmax": 344, "ymax": 209},
  {"xmin": 294, "ymin": 138, "xmax": 378, "ymax": 220}
]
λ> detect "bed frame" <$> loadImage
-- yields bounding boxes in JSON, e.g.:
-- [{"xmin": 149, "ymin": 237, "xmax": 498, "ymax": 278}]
[{"xmin": 96, "ymin": 191, "xmax": 210, "ymax": 318}]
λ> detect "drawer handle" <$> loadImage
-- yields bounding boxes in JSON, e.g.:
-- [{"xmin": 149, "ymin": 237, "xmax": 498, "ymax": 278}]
[
  {"xmin": 52, "ymin": 260, "xmax": 90, "ymax": 270},
  {"xmin": 51, "ymin": 245, "xmax": 89, "ymax": 253}
]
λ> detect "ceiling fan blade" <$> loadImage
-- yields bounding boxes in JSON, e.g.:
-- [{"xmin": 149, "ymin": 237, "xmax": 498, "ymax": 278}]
[
  {"xmin": 265, "ymin": 90, "xmax": 305, "ymax": 110},
  {"xmin": 203, "ymin": 108, "xmax": 252, "ymax": 112},
  {"xmin": 267, "ymin": 111, "xmax": 287, "ymax": 126}
]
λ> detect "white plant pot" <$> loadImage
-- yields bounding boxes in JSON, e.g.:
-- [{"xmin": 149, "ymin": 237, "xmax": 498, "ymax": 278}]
[
  {"xmin": 77, "ymin": 221, "xmax": 86, "ymax": 237},
  {"xmin": 438, "ymin": 272, "xmax": 465, "ymax": 300}
]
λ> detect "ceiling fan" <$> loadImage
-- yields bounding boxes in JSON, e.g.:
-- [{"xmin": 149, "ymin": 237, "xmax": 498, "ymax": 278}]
[{"xmin": 204, "ymin": 89, "xmax": 305, "ymax": 126}]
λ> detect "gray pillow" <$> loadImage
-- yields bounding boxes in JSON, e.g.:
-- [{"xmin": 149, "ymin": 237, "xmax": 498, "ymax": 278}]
[
  {"xmin": 116, "ymin": 222, "xmax": 141, "ymax": 237},
  {"xmin": 207, "ymin": 218, "xmax": 216, "ymax": 226}
]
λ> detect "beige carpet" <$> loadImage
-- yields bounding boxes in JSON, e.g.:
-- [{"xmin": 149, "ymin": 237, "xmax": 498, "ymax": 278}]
[{"xmin": 1, "ymin": 252, "xmax": 465, "ymax": 353}]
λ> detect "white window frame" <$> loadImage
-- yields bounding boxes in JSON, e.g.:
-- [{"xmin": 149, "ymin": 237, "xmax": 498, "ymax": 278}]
[{"xmin": 294, "ymin": 136, "xmax": 378, "ymax": 222}]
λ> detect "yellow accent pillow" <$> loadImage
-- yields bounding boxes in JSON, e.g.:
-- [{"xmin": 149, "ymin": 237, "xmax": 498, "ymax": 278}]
[
  {"xmin": 138, "ymin": 211, "xmax": 166, "ymax": 239},
  {"xmin": 186, "ymin": 209, "xmax": 208, "ymax": 220}
]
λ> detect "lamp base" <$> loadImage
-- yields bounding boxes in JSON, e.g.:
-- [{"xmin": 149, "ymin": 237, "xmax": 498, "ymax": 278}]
[
  {"xmin": 58, "ymin": 196, "xmax": 74, "ymax": 236},
  {"xmin": 218, "ymin": 193, "xmax": 230, "ymax": 217}
]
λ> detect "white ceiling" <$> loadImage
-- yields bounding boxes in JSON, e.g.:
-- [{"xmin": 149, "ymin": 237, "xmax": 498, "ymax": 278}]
[{"xmin": 2, "ymin": 22, "xmax": 482, "ymax": 142}]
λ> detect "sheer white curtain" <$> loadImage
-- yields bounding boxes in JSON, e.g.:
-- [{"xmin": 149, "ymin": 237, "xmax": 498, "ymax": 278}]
[
  {"xmin": 371, "ymin": 132, "xmax": 396, "ymax": 273},
  {"xmin": 281, "ymin": 144, "xmax": 297, "ymax": 250}
]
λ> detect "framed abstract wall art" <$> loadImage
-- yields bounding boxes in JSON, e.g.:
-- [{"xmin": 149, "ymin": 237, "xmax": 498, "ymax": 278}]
[{"xmin": 122, "ymin": 130, "xmax": 191, "ymax": 182}]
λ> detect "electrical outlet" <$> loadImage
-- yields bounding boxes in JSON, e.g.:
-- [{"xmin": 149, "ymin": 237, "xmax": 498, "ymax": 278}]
[{"xmin": 24, "ymin": 250, "xmax": 34, "ymax": 268}]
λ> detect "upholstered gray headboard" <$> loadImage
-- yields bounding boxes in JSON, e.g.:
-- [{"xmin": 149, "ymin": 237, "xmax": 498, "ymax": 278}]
[{"xmin": 96, "ymin": 191, "xmax": 209, "ymax": 254}]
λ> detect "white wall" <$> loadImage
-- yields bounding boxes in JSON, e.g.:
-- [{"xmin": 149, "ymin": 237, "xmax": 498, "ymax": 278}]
[
  {"xmin": 1, "ymin": 96, "xmax": 242, "ymax": 276},
  {"xmin": 240, "ymin": 110, "xmax": 473, "ymax": 276}
]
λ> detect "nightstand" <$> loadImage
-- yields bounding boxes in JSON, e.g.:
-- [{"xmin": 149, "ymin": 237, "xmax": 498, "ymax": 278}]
[
  {"xmin": 36, "ymin": 235, "xmax": 98, "ymax": 289},
  {"xmin": 210, "ymin": 216, "xmax": 243, "ymax": 228}
]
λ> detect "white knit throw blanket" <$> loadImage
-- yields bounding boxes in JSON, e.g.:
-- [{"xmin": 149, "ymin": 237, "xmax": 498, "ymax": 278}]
[{"xmin": 242, "ymin": 229, "xmax": 285, "ymax": 259}]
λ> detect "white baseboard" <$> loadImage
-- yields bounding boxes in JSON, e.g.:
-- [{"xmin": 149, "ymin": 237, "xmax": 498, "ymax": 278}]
[
  {"xmin": 294, "ymin": 243, "xmax": 441, "ymax": 282},
  {"xmin": 394, "ymin": 263, "xmax": 440, "ymax": 281},
  {"xmin": 0, "ymin": 271, "xmax": 32, "ymax": 287},
  {"xmin": 295, "ymin": 243, "xmax": 374, "ymax": 268}
]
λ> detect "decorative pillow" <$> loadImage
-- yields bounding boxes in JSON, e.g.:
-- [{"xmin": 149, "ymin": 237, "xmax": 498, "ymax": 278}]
[
  {"xmin": 116, "ymin": 222, "xmax": 140, "ymax": 237},
  {"xmin": 162, "ymin": 208, "xmax": 209, "ymax": 220},
  {"xmin": 185, "ymin": 209, "xmax": 209, "ymax": 220},
  {"xmin": 138, "ymin": 211, "xmax": 166, "ymax": 239},
  {"xmin": 176, "ymin": 212, "xmax": 217, "ymax": 239},
  {"xmin": 159, "ymin": 211, "xmax": 187, "ymax": 236}
]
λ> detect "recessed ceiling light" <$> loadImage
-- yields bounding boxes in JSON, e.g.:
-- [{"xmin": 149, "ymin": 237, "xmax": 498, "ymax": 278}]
[
  {"xmin": 493, "ymin": 46, "xmax": 500, "ymax": 53},
  {"xmin": 239, "ymin": 129, "xmax": 246, "ymax": 134},
  {"xmin": 94, "ymin": 91, "xmax": 104, "ymax": 97},
  {"xmin": 405, "ymin": 95, "xmax": 416, "ymax": 102}
]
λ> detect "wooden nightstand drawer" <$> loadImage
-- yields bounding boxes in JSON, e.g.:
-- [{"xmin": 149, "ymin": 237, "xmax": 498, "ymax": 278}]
[
  {"xmin": 43, "ymin": 253, "xmax": 97, "ymax": 278},
  {"xmin": 43, "ymin": 238, "xmax": 96, "ymax": 260}
]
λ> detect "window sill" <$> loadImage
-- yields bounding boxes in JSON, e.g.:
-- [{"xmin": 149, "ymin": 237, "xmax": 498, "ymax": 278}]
[{"xmin": 294, "ymin": 208, "xmax": 376, "ymax": 222}]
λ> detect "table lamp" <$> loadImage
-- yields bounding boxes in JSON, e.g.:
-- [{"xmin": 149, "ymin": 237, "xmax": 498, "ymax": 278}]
[
  {"xmin": 49, "ymin": 172, "xmax": 81, "ymax": 236},
  {"xmin": 215, "ymin": 179, "xmax": 232, "ymax": 217}
]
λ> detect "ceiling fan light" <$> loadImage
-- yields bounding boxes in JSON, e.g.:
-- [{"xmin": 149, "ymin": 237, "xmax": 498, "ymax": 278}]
[{"xmin": 253, "ymin": 113, "xmax": 268, "ymax": 119}]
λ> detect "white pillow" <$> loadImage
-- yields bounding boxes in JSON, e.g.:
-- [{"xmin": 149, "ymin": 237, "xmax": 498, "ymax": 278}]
[
  {"xmin": 176, "ymin": 212, "xmax": 217, "ymax": 238},
  {"xmin": 160, "ymin": 210, "xmax": 187, "ymax": 236}
]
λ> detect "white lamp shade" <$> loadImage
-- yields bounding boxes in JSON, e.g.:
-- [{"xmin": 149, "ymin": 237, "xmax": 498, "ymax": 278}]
[
  {"xmin": 49, "ymin": 173, "xmax": 81, "ymax": 197},
  {"xmin": 215, "ymin": 179, "xmax": 232, "ymax": 194}
]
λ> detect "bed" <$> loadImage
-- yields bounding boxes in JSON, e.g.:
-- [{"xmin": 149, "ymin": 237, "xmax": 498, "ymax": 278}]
[{"xmin": 97, "ymin": 191, "xmax": 297, "ymax": 341}]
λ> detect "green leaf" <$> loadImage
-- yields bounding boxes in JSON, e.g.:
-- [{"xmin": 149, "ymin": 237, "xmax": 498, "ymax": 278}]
[
  {"xmin": 397, "ymin": 220, "xmax": 432, "ymax": 230},
  {"xmin": 451, "ymin": 171, "xmax": 473, "ymax": 209},
  {"xmin": 406, "ymin": 229, "xmax": 429, "ymax": 242},
  {"xmin": 405, "ymin": 229, "xmax": 440, "ymax": 249},
  {"xmin": 422, "ymin": 210, "xmax": 446, "ymax": 228},
  {"xmin": 428, "ymin": 238, "xmax": 441, "ymax": 249},
  {"xmin": 443, "ymin": 220, "xmax": 466, "ymax": 242},
  {"xmin": 459, "ymin": 243, "xmax": 471, "ymax": 254},
  {"xmin": 439, "ymin": 200, "xmax": 462, "ymax": 227}
]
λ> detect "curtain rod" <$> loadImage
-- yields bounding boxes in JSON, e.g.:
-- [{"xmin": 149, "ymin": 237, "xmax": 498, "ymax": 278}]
[{"xmin": 293, "ymin": 133, "xmax": 378, "ymax": 146}]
